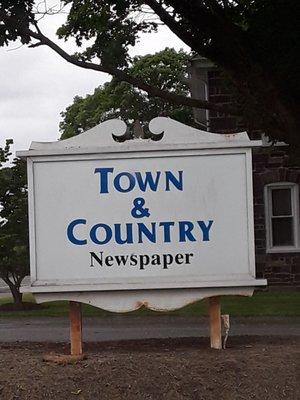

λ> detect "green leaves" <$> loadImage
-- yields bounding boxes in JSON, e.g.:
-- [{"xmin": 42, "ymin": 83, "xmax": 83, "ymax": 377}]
[
  {"xmin": 59, "ymin": 48, "xmax": 193, "ymax": 139},
  {"xmin": 0, "ymin": 0, "xmax": 34, "ymax": 46},
  {"xmin": 0, "ymin": 140, "xmax": 29, "ymax": 291},
  {"xmin": 0, "ymin": 139, "xmax": 13, "ymax": 167},
  {"xmin": 58, "ymin": 0, "xmax": 157, "ymax": 67},
  {"xmin": 0, "ymin": 0, "xmax": 299, "ymax": 146}
]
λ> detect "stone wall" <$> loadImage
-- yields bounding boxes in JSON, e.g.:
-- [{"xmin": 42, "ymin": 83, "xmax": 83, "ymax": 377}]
[
  {"xmin": 207, "ymin": 70, "xmax": 239, "ymax": 133},
  {"xmin": 189, "ymin": 59, "xmax": 300, "ymax": 287},
  {"xmin": 253, "ymin": 148, "xmax": 300, "ymax": 286},
  {"xmin": 207, "ymin": 69, "xmax": 300, "ymax": 287}
]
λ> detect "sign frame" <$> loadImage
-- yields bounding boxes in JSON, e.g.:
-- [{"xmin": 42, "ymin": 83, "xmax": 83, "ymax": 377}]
[{"xmin": 18, "ymin": 117, "xmax": 266, "ymax": 312}]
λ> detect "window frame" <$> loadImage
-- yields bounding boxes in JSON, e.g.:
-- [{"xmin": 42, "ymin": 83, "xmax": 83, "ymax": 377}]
[{"xmin": 264, "ymin": 182, "xmax": 300, "ymax": 253}]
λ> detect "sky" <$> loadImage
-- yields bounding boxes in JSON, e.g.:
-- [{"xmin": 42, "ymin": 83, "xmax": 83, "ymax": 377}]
[{"xmin": 0, "ymin": 2, "xmax": 188, "ymax": 157}]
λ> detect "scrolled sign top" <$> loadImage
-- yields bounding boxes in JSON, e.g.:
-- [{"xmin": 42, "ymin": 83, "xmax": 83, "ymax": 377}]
[{"xmin": 18, "ymin": 117, "xmax": 260, "ymax": 158}]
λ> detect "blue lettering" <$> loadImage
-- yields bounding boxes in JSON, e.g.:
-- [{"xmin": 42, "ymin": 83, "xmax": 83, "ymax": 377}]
[
  {"xmin": 115, "ymin": 223, "xmax": 133, "ymax": 244},
  {"xmin": 114, "ymin": 172, "xmax": 136, "ymax": 193},
  {"xmin": 135, "ymin": 171, "xmax": 161, "ymax": 192},
  {"xmin": 197, "ymin": 220, "xmax": 214, "ymax": 241},
  {"xmin": 165, "ymin": 171, "xmax": 183, "ymax": 191},
  {"xmin": 90, "ymin": 223, "xmax": 112, "ymax": 245},
  {"xmin": 94, "ymin": 168, "xmax": 183, "ymax": 194},
  {"xmin": 67, "ymin": 219, "xmax": 87, "ymax": 245},
  {"xmin": 138, "ymin": 223, "xmax": 156, "ymax": 243},
  {"xmin": 179, "ymin": 221, "xmax": 196, "ymax": 242},
  {"xmin": 159, "ymin": 221, "xmax": 175, "ymax": 243},
  {"xmin": 94, "ymin": 167, "xmax": 114, "ymax": 194}
]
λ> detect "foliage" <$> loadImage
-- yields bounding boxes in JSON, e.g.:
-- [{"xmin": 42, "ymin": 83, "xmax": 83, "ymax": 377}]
[
  {"xmin": 0, "ymin": 140, "xmax": 29, "ymax": 305},
  {"xmin": 0, "ymin": 0, "xmax": 34, "ymax": 46},
  {"xmin": 57, "ymin": 0, "xmax": 157, "ymax": 68},
  {"xmin": 60, "ymin": 48, "xmax": 193, "ymax": 139},
  {"xmin": 0, "ymin": 1, "xmax": 299, "ymax": 148}
]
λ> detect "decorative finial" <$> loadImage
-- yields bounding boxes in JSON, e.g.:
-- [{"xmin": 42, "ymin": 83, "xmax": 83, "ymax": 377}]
[
  {"xmin": 112, "ymin": 119, "xmax": 164, "ymax": 142},
  {"xmin": 133, "ymin": 120, "xmax": 145, "ymax": 139}
]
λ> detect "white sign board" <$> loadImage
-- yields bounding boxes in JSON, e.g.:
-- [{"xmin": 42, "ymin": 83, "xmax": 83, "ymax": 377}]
[{"xmin": 18, "ymin": 118, "xmax": 266, "ymax": 311}]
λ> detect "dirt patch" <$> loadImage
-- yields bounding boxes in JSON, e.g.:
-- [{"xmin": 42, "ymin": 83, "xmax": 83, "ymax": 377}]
[
  {"xmin": 0, "ymin": 336, "xmax": 299, "ymax": 400},
  {"xmin": 0, "ymin": 302, "xmax": 44, "ymax": 312}
]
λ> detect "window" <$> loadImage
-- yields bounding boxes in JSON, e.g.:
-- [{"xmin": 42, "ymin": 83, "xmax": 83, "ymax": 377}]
[{"xmin": 265, "ymin": 183, "xmax": 300, "ymax": 252}]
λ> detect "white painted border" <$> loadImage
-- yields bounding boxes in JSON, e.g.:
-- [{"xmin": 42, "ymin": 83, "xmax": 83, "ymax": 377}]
[
  {"xmin": 27, "ymin": 147, "xmax": 265, "ymax": 292},
  {"xmin": 29, "ymin": 278, "xmax": 265, "ymax": 293},
  {"xmin": 17, "ymin": 140, "xmax": 262, "ymax": 158},
  {"xmin": 245, "ymin": 148, "xmax": 256, "ymax": 276},
  {"xmin": 27, "ymin": 158, "xmax": 38, "ymax": 285}
]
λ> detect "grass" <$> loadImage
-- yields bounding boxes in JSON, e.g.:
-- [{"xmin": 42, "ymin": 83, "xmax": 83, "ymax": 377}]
[{"xmin": 0, "ymin": 290, "xmax": 299, "ymax": 318}]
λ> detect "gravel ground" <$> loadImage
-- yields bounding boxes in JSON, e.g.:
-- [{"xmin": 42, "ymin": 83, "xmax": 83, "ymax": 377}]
[{"xmin": 0, "ymin": 336, "xmax": 299, "ymax": 400}]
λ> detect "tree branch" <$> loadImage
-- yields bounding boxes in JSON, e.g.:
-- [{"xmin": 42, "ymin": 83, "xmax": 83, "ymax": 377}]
[
  {"xmin": 1, "ymin": 273, "xmax": 12, "ymax": 287},
  {"xmin": 22, "ymin": 25, "xmax": 238, "ymax": 115},
  {"xmin": 144, "ymin": 0, "xmax": 203, "ymax": 54},
  {"xmin": 28, "ymin": 42, "xmax": 43, "ymax": 48},
  {"xmin": 145, "ymin": 0, "xmax": 250, "ymax": 72}
]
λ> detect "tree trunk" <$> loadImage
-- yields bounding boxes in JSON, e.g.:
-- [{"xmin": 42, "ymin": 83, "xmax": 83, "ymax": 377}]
[
  {"xmin": 1, "ymin": 274, "xmax": 25, "ymax": 307},
  {"xmin": 8, "ymin": 283, "xmax": 23, "ymax": 307}
]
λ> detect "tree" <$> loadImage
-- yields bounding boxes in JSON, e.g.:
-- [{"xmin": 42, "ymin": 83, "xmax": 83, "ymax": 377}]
[
  {"xmin": 0, "ymin": 1, "xmax": 299, "ymax": 148},
  {"xmin": 60, "ymin": 48, "xmax": 193, "ymax": 139},
  {"xmin": 0, "ymin": 140, "xmax": 29, "ymax": 306}
]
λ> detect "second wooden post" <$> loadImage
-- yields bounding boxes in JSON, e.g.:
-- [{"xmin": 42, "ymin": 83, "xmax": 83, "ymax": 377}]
[
  {"xmin": 208, "ymin": 296, "xmax": 222, "ymax": 350},
  {"xmin": 69, "ymin": 301, "xmax": 83, "ymax": 356}
]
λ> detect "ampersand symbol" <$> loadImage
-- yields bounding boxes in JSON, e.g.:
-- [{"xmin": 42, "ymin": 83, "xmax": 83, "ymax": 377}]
[{"xmin": 131, "ymin": 197, "xmax": 150, "ymax": 218}]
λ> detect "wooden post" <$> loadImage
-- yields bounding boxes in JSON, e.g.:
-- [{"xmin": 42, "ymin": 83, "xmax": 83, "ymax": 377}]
[
  {"xmin": 208, "ymin": 296, "xmax": 222, "ymax": 350},
  {"xmin": 69, "ymin": 301, "xmax": 83, "ymax": 356}
]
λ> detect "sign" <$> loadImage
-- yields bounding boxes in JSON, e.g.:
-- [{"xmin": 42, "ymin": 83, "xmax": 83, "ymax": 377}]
[{"xmin": 18, "ymin": 118, "xmax": 266, "ymax": 309}]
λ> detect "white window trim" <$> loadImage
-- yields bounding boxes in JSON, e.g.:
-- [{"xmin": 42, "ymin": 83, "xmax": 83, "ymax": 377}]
[{"xmin": 264, "ymin": 182, "xmax": 300, "ymax": 253}]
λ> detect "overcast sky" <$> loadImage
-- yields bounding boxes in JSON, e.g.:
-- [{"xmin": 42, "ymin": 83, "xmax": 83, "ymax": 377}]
[{"xmin": 0, "ymin": 2, "xmax": 188, "ymax": 157}]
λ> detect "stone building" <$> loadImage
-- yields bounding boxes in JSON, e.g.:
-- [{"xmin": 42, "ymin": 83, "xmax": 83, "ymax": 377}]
[{"xmin": 189, "ymin": 56, "xmax": 300, "ymax": 287}]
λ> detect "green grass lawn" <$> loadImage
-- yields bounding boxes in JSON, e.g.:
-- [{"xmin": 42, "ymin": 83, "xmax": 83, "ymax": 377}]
[{"xmin": 0, "ymin": 290, "xmax": 299, "ymax": 318}]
